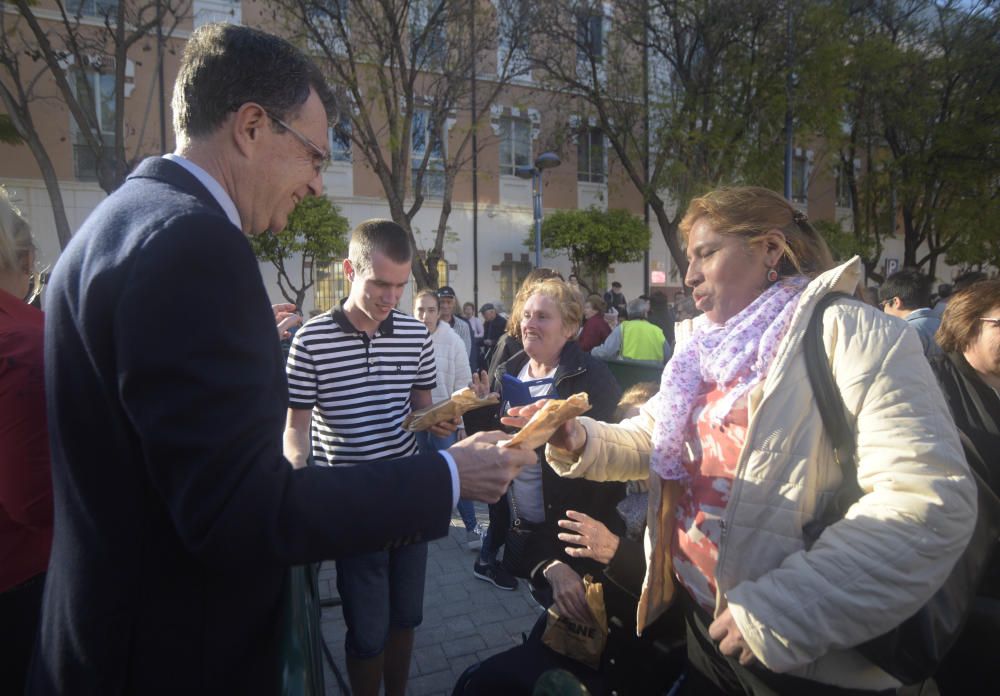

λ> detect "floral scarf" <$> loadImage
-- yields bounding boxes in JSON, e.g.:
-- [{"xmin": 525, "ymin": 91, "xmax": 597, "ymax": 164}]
[{"xmin": 650, "ymin": 276, "xmax": 809, "ymax": 480}]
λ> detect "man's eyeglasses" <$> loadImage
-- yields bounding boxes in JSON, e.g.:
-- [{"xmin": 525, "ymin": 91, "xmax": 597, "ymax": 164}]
[
  {"xmin": 978, "ymin": 317, "xmax": 1000, "ymax": 328},
  {"xmin": 265, "ymin": 111, "xmax": 331, "ymax": 175}
]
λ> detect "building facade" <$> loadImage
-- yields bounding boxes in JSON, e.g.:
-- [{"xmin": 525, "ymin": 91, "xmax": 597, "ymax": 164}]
[{"xmin": 0, "ymin": 0, "xmax": 964, "ymax": 320}]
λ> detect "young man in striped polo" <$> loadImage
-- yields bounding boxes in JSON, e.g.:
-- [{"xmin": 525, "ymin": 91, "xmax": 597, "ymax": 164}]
[{"xmin": 284, "ymin": 219, "xmax": 457, "ymax": 696}]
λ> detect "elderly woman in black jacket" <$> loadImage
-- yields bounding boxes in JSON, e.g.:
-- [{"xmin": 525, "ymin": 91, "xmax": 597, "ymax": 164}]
[
  {"xmin": 465, "ymin": 278, "xmax": 625, "ymax": 614},
  {"xmin": 929, "ymin": 278, "xmax": 1000, "ymax": 695},
  {"xmin": 456, "ymin": 384, "xmax": 685, "ymax": 696}
]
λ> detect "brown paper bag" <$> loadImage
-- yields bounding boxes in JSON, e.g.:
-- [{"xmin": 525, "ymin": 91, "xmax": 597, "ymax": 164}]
[{"xmin": 541, "ymin": 575, "xmax": 607, "ymax": 669}]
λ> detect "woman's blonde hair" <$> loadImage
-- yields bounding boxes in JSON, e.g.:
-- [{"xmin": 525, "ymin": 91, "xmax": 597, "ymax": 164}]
[
  {"xmin": 679, "ymin": 186, "xmax": 835, "ymax": 279},
  {"xmin": 516, "ymin": 278, "xmax": 583, "ymax": 337},
  {"xmin": 0, "ymin": 187, "xmax": 33, "ymax": 274},
  {"xmin": 507, "ymin": 267, "xmax": 565, "ymax": 339}
]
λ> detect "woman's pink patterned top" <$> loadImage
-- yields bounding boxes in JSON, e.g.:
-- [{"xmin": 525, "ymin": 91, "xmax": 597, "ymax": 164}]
[{"xmin": 672, "ymin": 384, "xmax": 749, "ymax": 612}]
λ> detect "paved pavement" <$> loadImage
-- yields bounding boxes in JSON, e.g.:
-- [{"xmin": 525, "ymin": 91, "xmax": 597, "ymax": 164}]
[{"xmin": 317, "ymin": 503, "xmax": 541, "ymax": 696}]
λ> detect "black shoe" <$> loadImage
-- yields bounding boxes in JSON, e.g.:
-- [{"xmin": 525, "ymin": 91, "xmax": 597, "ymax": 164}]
[{"xmin": 473, "ymin": 561, "xmax": 518, "ymax": 590}]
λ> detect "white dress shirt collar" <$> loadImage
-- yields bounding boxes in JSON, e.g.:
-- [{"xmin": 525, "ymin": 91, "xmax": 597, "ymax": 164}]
[{"xmin": 162, "ymin": 153, "xmax": 242, "ymax": 231}]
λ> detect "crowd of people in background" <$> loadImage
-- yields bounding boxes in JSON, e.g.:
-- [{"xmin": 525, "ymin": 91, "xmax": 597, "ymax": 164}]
[{"xmin": 1, "ymin": 21, "xmax": 998, "ymax": 696}]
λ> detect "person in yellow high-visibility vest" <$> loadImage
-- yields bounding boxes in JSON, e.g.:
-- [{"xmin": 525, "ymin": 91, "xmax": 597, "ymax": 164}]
[{"xmin": 592, "ymin": 297, "xmax": 670, "ymax": 364}]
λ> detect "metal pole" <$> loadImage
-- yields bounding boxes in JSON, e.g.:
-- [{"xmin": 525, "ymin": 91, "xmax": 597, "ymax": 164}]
[
  {"xmin": 156, "ymin": 0, "xmax": 167, "ymax": 153},
  {"xmin": 470, "ymin": 0, "xmax": 479, "ymax": 306},
  {"xmin": 642, "ymin": 0, "xmax": 650, "ymax": 294},
  {"xmin": 534, "ymin": 169, "xmax": 542, "ymax": 267},
  {"xmin": 783, "ymin": 3, "xmax": 794, "ymax": 201}
]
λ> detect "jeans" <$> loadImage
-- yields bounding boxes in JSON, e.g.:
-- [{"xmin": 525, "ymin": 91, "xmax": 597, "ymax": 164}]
[{"xmin": 417, "ymin": 430, "xmax": 477, "ymax": 531}]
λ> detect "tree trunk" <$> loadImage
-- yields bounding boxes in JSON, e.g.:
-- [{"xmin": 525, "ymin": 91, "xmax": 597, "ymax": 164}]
[
  {"xmin": 33, "ymin": 142, "xmax": 74, "ymax": 250},
  {"xmin": 902, "ymin": 206, "xmax": 918, "ymax": 269},
  {"xmin": 0, "ymin": 84, "xmax": 74, "ymax": 249},
  {"xmin": 650, "ymin": 199, "xmax": 687, "ymax": 283}
]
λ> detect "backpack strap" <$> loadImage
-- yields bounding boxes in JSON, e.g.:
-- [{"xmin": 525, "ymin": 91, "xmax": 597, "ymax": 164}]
[{"xmin": 802, "ymin": 291, "xmax": 865, "ymax": 547}]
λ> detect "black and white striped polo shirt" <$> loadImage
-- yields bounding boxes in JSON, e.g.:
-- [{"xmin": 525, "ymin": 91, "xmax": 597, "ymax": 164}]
[{"xmin": 286, "ymin": 305, "xmax": 436, "ymax": 465}]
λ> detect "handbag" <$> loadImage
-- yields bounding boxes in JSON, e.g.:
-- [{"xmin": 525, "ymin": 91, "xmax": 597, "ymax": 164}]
[
  {"xmin": 502, "ymin": 486, "xmax": 541, "ymax": 578},
  {"xmin": 802, "ymin": 291, "xmax": 1000, "ymax": 685}
]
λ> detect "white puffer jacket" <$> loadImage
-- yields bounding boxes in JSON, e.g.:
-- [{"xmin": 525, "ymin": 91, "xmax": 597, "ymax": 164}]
[
  {"xmin": 429, "ymin": 321, "xmax": 472, "ymax": 410},
  {"xmin": 547, "ymin": 258, "xmax": 977, "ymax": 690}
]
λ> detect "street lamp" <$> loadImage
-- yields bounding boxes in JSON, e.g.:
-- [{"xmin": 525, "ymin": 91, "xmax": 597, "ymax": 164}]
[{"xmin": 515, "ymin": 151, "xmax": 561, "ymax": 268}]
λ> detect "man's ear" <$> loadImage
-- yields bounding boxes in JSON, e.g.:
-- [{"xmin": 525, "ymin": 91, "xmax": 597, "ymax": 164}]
[
  {"xmin": 343, "ymin": 258, "xmax": 355, "ymax": 283},
  {"xmin": 232, "ymin": 103, "xmax": 269, "ymax": 158}
]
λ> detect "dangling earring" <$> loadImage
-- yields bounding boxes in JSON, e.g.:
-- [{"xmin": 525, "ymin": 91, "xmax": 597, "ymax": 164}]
[{"xmin": 766, "ymin": 267, "xmax": 779, "ymax": 283}]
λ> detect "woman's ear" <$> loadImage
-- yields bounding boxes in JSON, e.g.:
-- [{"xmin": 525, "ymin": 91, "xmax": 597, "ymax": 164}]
[
  {"xmin": 762, "ymin": 228, "xmax": 787, "ymax": 267},
  {"xmin": 18, "ymin": 249, "xmax": 33, "ymax": 277}
]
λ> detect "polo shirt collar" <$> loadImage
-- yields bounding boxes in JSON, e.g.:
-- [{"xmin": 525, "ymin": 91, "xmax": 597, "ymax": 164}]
[{"xmin": 331, "ymin": 298, "xmax": 396, "ymax": 337}]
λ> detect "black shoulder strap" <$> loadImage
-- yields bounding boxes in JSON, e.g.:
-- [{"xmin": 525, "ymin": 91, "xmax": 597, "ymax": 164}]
[
  {"xmin": 802, "ymin": 291, "xmax": 864, "ymax": 545},
  {"xmin": 804, "ymin": 292, "xmax": 857, "ymax": 471}
]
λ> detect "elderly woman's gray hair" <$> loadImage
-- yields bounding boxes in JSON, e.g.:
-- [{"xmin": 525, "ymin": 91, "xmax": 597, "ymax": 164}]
[
  {"xmin": 0, "ymin": 188, "xmax": 33, "ymax": 274},
  {"xmin": 627, "ymin": 296, "xmax": 650, "ymax": 319}
]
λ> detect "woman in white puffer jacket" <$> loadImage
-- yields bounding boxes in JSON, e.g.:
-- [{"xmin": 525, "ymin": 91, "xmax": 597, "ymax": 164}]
[
  {"xmin": 413, "ymin": 289, "xmax": 479, "ymax": 541},
  {"xmin": 504, "ymin": 187, "xmax": 976, "ymax": 695}
]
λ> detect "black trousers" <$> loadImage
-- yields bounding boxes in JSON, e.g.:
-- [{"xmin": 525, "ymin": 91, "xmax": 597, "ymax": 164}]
[
  {"xmin": 0, "ymin": 572, "xmax": 46, "ymax": 696},
  {"xmin": 681, "ymin": 596, "xmax": 895, "ymax": 696},
  {"xmin": 480, "ymin": 492, "xmax": 511, "ymax": 563}
]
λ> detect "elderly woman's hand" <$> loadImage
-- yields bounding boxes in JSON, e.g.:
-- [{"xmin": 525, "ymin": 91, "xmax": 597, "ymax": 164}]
[
  {"xmin": 500, "ymin": 400, "xmax": 588, "ymax": 455},
  {"xmin": 557, "ymin": 510, "xmax": 620, "ymax": 565},
  {"xmin": 709, "ymin": 608, "xmax": 756, "ymax": 666},
  {"xmin": 470, "ymin": 370, "xmax": 496, "ymax": 400},
  {"xmin": 542, "ymin": 560, "xmax": 593, "ymax": 626}
]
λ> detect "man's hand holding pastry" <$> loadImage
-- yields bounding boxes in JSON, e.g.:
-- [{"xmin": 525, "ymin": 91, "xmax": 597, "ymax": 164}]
[
  {"xmin": 499, "ymin": 396, "xmax": 589, "ymax": 454},
  {"xmin": 448, "ymin": 431, "xmax": 535, "ymax": 502}
]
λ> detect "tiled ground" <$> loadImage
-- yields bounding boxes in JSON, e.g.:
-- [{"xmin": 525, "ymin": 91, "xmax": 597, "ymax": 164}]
[{"xmin": 317, "ymin": 504, "xmax": 540, "ymax": 696}]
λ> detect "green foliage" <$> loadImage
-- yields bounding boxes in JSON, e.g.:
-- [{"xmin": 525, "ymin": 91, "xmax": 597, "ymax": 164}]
[
  {"xmin": 839, "ymin": 0, "xmax": 1000, "ymax": 277},
  {"xmin": 813, "ymin": 219, "xmax": 878, "ymax": 264},
  {"xmin": 249, "ymin": 196, "xmax": 350, "ymax": 306},
  {"xmin": 0, "ymin": 114, "xmax": 22, "ymax": 145},
  {"xmin": 533, "ymin": 208, "xmax": 649, "ymax": 290}
]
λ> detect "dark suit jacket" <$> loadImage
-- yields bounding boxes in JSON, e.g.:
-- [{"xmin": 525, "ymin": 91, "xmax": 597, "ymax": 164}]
[{"xmin": 30, "ymin": 158, "xmax": 453, "ymax": 695}]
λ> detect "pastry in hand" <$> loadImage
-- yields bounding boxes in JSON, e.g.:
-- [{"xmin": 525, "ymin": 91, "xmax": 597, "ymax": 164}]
[
  {"xmin": 501, "ymin": 393, "xmax": 592, "ymax": 451},
  {"xmin": 403, "ymin": 387, "xmax": 500, "ymax": 432}
]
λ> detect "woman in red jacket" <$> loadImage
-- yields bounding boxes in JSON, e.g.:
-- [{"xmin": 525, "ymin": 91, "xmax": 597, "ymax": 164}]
[
  {"xmin": 577, "ymin": 294, "xmax": 612, "ymax": 352},
  {"xmin": 0, "ymin": 190, "xmax": 51, "ymax": 693}
]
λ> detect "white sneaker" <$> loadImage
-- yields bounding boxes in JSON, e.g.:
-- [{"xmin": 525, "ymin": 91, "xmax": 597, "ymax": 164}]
[{"xmin": 465, "ymin": 522, "xmax": 486, "ymax": 550}]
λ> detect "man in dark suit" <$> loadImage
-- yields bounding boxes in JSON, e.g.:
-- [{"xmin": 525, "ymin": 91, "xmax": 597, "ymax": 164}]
[{"xmin": 29, "ymin": 23, "xmax": 533, "ymax": 695}]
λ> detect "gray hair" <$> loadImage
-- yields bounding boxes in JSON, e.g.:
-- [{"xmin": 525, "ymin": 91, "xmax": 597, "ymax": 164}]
[
  {"xmin": 0, "ymin": 187, "xmax": 33, "ymax": 274},
  {"xmin": 627, "ymin": 297, "xmax": 650, "ymax": 319}
]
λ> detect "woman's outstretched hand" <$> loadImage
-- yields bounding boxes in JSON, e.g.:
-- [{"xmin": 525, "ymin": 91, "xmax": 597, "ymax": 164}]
[
  {"xmin": 500, "ymin": 400, "xmax": 587, "ymax": 454},
  {"xmin": 557, "ymin": 510, "xmax": 620, "ymax": 565}
]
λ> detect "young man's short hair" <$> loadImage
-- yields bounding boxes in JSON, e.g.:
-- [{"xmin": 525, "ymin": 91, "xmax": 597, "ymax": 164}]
[{"xmin": 348, "ymin": 219, "xmax": 412, "ymax": 275}]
